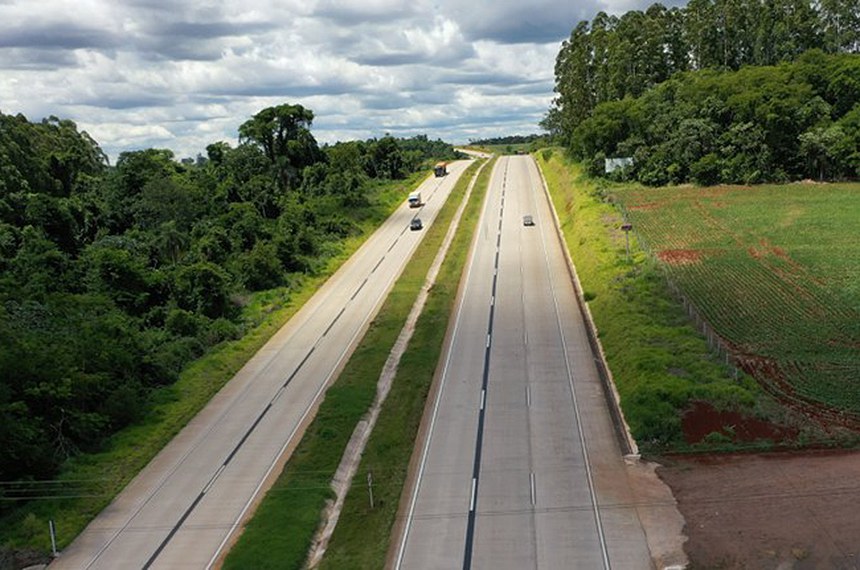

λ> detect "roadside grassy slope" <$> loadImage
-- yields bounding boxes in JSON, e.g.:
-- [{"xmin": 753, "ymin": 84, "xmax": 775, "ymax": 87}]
[
  {"xmin": 223, "ymin": 159, "xmax": 487, "ymax": 569},
  {"xmin": 536, "ymin": 149, "xmax": 765, "ymax": 450},
  {"xmin": 0, "ymin": 173, "xmax": 420, "ymax": 558},
  {"xmin": 614, "ymin": 183, "xmax": 860, "ymax": 415}
]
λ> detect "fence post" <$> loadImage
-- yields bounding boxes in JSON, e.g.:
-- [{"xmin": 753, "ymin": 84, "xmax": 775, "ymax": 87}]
[{"xmin": 49, "ymin": 519, "xmax": 58, "ymax": 558}]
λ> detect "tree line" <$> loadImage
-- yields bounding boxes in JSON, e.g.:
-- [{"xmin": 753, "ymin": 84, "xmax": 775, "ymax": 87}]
[
  {"xmin": 545, "ymin": 0, "xmax": 860, "ymax": 185},
  {"xmin": 468, "ymin": 134, "xmax": 545, "ymax": 145},
  {"xmin": 0, "ymin": 104, "xmax": 459, "ymax": 485}
]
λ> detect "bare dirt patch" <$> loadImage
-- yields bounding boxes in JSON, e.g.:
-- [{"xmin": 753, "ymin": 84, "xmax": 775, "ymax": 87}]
[
  {"xmin": 657, "ymin": 249, "xmax": 702, "ymax": 265},
  {"xmin": 681, "ymin": 401, "xmax": 798, "ymax": 444},
  {"xmin": 658, "ymin": 450, "xmax": 860, "ymax": 569},
  {"xmin": 748, "ymin": 245, "xmax": 765, "ymax": 259},
  {"xmin": 658, "ymin": 249, "xmax": 702, "ymax": 265}
]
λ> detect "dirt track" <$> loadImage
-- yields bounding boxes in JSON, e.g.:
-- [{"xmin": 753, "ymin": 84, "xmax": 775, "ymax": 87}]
[{"xmin": 658, "ymin": 450, "xmax": 860, "ymax": 569}]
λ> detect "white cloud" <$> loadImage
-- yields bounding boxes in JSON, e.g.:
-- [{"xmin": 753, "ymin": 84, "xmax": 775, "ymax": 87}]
[
  {"xmin": 82, "ymin": 122, "xmax": 175, "ymax": 149},
  {"xmin": 0, "ymin": 0, "xmax": 680, "ymax": 160}
]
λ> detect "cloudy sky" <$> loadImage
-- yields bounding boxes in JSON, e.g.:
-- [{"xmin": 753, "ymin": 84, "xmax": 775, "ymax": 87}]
[{"xmin": 1, "ymin": 0, "xmax": 678, "ymax": 162}]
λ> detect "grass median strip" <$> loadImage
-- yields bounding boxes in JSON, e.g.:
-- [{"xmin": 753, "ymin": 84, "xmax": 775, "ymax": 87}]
[
  {"xmin": 222, "ymin": 159, "xmax": 488, "ymax": 569},
  {"xmin": 318, "ymin": 158, "xmax": 494, "ymax": 569}
]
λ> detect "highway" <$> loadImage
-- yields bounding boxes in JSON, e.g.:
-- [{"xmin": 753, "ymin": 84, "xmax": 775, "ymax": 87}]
[
  {"xmin": 49, "ymin": 160, "xmax": 470, "ymax": 570},
  {"xmin": 394, "ymin": 155, "xmax": 653, "ymax": 569}
]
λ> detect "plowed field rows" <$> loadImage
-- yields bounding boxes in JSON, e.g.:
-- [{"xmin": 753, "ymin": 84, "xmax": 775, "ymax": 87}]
[{"xmin": 615, "ymin": 183, "xmax": 860, "ymax": 416}]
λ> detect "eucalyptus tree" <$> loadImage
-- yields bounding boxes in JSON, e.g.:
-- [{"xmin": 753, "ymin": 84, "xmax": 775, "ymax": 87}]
[
  {"xmin": 546, "ymin": 21, "xmax": 594, "ymax": 141},
  {"xmin": 590, "ymin": 12, "xmax": 617, "ymax": 104},
  {"xmin": 818, "ymin": 0, "xmax": 860, "ymax": 53}
]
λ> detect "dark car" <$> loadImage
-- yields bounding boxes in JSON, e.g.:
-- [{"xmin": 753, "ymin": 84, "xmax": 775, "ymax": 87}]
[
  {"xmin": 523, "ymin": 214, "xmax": 535, "ymax": 226},
  {"xmin": 410, "ymin": 218, "xmax": 423, "ymax": 231}
]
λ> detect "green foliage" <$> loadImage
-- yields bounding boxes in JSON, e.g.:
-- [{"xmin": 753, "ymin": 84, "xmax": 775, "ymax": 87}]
[
  {"xmin": 81, "ymin": 239, "xmax": 155, "ymax": 314},
  {"xmin": 4, "ymin": 226, "xmax": 71, "ymax": 297},
  {"xmin": 0, "ymin": 105, "xmax": 460, "ymax": 498},
  {"xmin": 354, "ymin": 134, "xmax": 459, "ymax": 180},
  {"xmin": 567, "ymin": 53, "xmax": 860, "ymax": 185},
  {"xmin": 0, "ymin": 293, "xmax": 150, "ymax": 479},
  {"xmin": 240, "ymin": 242, "xmax": 284, "ymax": 291},
  {"xmin": 238, "ymin": 103, "xmax": 323, "ymax": 192},
  {"xmin": 0, "ymin": 114, "xmax": 106, "ymax": 200},
  {"xmin": 172, "ymin": 262, "xmax": 231, "ymax": 318},
  {"xmin": 548, "ymin": 0, "xmax": 860, "ymax": 183}
]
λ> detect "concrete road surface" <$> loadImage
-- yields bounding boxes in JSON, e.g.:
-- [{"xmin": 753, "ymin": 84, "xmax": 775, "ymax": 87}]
[
  {"xmin": 49, "ymin": 161, "xmax": 470, "ymax": 570},
  {"xmin": 394, "ymin": 155, "xmax": 653, "ymax": 569}
]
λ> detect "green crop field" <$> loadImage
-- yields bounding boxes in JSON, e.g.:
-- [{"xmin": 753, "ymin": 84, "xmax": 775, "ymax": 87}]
[{"xmin": 612, "ymin": 183, "xmax": 860, "ymax": 414}]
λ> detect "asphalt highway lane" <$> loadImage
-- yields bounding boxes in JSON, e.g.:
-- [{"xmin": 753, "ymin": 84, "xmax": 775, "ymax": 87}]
[
  {"xmin": 49, "ymin": 161, "xmax": 470, "ymax": 570},
  {"xmin": 395, "ymin": 155, "xmax": 652, "ymax": 569}
]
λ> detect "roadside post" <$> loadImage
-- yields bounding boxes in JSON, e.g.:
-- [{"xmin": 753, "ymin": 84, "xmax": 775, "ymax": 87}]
[
  {"xmin": 49, "ymin": 519, "xmax": 58, "ymax": 558},
  {"xmin": 621, "ymin": 223, "xmax": 633, "ymax": 262}
]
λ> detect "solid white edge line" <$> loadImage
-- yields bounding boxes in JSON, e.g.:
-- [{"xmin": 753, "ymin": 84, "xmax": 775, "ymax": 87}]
[{"xmin": 530, "ymin": 158, "xmax": 611, "ymax": 569}]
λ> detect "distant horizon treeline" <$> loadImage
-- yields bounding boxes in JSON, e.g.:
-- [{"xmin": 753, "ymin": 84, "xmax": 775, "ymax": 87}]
[
  {"xmin": 468, "ymin": 134, "xmax": 545, "ymax": 146},
  {"xmin": 0, "ymin": 104, "xmax": 459, "ymax": 484},
  {"xmin": 545, "ymin": 0, "xmax": 860, "ymax": 185}
]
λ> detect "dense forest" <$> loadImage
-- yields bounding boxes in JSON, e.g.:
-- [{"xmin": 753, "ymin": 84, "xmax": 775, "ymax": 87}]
[
  {"xmin": 545, "ymin": 0, "xmax": 860, "ymax": 184},
  {"xmin": 0, "ymin": 104, "xmax": 458, "ymax": 485}
]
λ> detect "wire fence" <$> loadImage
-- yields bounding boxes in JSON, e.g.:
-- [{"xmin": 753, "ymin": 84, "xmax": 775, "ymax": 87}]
[{"xmin": 0, "ymin": 479, "xmax": 110, "ymax": 502}]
